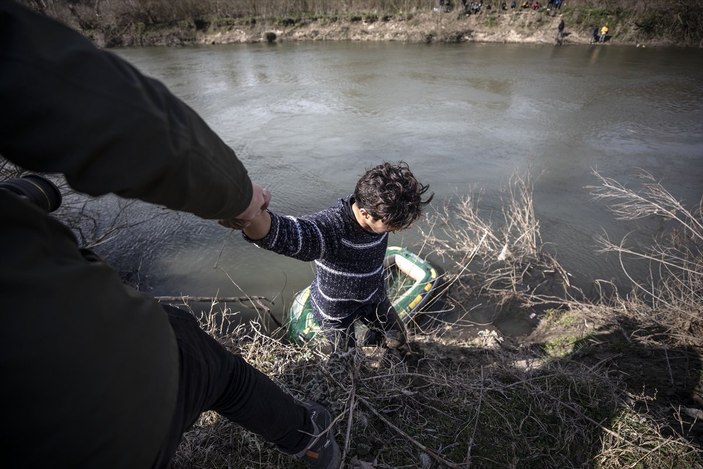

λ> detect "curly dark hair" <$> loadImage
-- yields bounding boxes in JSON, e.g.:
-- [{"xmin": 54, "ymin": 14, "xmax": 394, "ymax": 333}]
[{"xmin": 353, "ymin": 161, "xmax": 433, "ymax": 230}]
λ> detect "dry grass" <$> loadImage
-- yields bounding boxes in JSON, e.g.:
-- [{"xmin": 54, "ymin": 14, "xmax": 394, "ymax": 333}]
[
  {"xmin": 420, "ymin": 172, "xmax": 579, "ymax": 329},
  {"xmin": 170, "ymin": 172, "xmax": 703, "ymax": 468},
  {"xmin": 589, "ymin": 170, "xmax": 703, "ymax": 347},
  {"xmin": 170, "ymin": 302, "xmax": 701, "ymax": 468}
]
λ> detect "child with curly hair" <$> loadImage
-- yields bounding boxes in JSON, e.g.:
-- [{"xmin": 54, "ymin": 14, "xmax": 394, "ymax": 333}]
[{"xmin": 224, "ymin": 161, "xmax": 432, "ymax": 352}]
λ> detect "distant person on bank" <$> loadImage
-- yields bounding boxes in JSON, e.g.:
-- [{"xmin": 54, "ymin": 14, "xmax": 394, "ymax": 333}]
[
  {"xmin": 600, "ymin": 24, "xmax": 609, "ymax": 42},
  {"xmin": 0, "ymin": 1, "xmax": 340, "ymax": 468}
]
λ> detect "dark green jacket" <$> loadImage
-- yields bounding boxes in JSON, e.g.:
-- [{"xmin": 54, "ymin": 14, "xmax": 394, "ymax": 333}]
[{"xmin": 0, "ymin": 2, "xmax": 252, "ymax": 467}]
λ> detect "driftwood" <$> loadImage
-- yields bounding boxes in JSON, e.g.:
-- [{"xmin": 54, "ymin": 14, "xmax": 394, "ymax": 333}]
[{"xmin": 155, "ymin": 295, "xmax": 282, "ymax": 328}]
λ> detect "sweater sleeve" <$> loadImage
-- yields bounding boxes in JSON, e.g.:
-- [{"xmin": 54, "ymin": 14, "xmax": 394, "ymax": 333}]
[
  {"xmin": 244, "ymin": 210, "xmax": 336, "ymax": 262},
  {"xmin": 0, "ymin": 1, "xmax": 251, "ymax": 219}
]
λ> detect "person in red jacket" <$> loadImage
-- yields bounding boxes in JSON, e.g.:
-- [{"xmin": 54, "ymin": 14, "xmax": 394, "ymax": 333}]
[{"xmin": 0, "ymin": 2, "xmax": 339, "ymax": 468}]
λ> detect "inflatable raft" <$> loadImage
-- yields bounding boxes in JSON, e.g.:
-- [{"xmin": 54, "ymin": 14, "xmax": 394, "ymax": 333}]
[{"xmin": 287, "ymin": 246, "xmax": 443, "ymax": 343}]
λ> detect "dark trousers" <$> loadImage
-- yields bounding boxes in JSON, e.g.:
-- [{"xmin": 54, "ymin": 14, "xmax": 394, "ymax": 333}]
[
  {"xmin": 316, "ymin": 297, "xmax": 407, "ymax": 352},
  {"xmin": 153, "ymin": 305, "xmax": 312, "ymax": 468}
]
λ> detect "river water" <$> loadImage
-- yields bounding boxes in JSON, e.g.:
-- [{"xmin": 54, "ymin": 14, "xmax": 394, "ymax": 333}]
[{"xmin": 100, "ymin": 42, "xmax": 703, "ymax": 331}]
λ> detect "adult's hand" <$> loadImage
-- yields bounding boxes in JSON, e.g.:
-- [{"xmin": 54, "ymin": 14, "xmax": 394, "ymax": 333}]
[{"xmin": 218, "ymin": 183, "xmax": 271, "ymax": 229}]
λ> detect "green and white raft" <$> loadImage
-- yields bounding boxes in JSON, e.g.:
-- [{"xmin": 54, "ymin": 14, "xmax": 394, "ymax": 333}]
[{"xmin": 287, "ymin": 246, "xmax": 443, "ymax": 343}]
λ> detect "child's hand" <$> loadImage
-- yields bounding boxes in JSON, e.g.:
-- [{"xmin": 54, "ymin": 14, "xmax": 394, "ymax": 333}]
[
  {"xmin": 240, "ymin": 209, "xmax": 272, "ymax": 240},
  {"xmin": 218, "ymin": 182, "xmax": 270, "ymax": 230}
]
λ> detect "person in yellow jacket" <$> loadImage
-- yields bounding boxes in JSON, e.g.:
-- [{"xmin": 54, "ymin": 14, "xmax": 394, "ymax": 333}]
[{"xmin": 600, "ymin": 24, "xmax": 609, "ymax": 43}]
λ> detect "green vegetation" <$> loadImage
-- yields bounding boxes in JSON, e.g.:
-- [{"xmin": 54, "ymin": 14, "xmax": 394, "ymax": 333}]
[{"xmin": 483, "ymin": 12, "xmax": 498, "ymax": 28}]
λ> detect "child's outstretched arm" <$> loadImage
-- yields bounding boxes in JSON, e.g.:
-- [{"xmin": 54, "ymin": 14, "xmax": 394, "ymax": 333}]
[{"xmin": 242, "ymin": 208, "xmax": 335, "ymax": 262}]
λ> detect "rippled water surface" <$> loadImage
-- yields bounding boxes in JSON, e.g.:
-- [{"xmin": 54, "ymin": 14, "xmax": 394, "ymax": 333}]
[{"xmin": 103, "ymin": 42, "xmax": 703, "ymax": 326}]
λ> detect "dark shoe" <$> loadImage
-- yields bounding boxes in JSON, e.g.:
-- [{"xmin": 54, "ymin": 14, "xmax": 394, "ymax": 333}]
[{"xmin": 296, "ymin": 401, "xmax": 341, "ymax": 469}]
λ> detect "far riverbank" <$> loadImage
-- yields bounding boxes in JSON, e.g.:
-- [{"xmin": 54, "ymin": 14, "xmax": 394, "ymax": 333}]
[{"xmin": 93, "ymin": 10, "xmax": 687, "ymax": 48}]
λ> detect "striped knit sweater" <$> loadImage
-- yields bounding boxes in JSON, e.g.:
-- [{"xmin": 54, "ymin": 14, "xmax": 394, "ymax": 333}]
[{"xmin": 244, "ymin": 195, "xmax": 388, "ymax": 320}]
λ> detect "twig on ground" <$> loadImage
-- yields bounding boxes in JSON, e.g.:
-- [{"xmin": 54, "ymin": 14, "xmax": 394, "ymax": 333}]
[
  {"xmin": 357, "ymin": 396, "xmax": 463, "ymax": 469},
  {"xmin": 465, "ymin": 365, "xmax": 484, "ymax": 467},
  {"xmin": 342, "ymin": 360, "xmax": 359, "ymax": 463}
]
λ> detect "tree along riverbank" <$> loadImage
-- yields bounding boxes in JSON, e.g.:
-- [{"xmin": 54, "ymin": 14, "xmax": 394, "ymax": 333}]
[{"xmin": 21, "ymin": 1, "xmax": 703, "ymax": 48}]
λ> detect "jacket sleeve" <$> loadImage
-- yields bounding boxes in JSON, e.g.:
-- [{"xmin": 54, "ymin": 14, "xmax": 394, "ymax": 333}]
[
  {"xmin": 0, "ymin": 1, "xmax": 251, "ymax": 219},
  {"xmin": 245, "ymin": 210, "xmax": 335, "ymax": 262}
]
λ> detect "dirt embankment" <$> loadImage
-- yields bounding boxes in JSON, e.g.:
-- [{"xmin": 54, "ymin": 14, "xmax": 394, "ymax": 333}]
[
  {"xmin": 200, "ymin": 11, "xmax": 594, "ymax": 45},
  {"xmin": 95, "ymin": 9, "xmax": 666, "ymax": 48}
]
